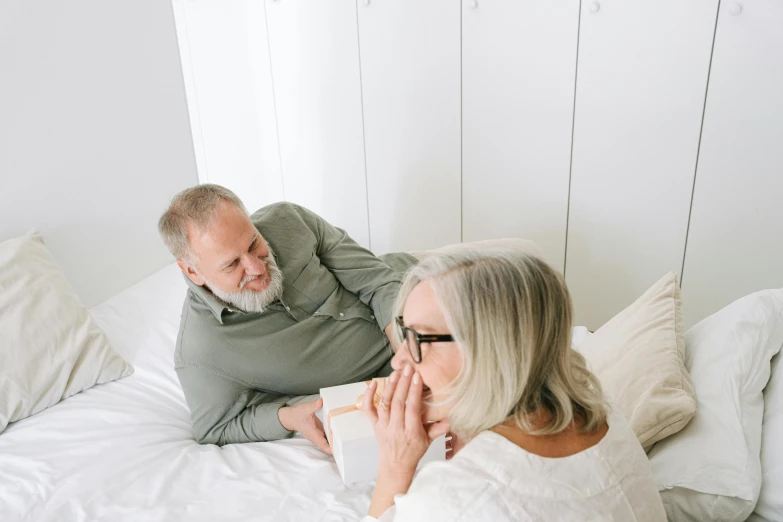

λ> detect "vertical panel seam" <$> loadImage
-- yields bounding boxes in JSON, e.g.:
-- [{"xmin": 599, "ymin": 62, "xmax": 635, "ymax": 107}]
[
  {"xmin": 680, "ymin": 0, "xmax": 722, "ymax": 286},
  {"xmin": 563, "ymin": 0, "xmax": 582, "ymax": 276},
  {"xmin": 354, "ymin": 0, "xmax": 372, "ymax": 251},
  {"xmin": 179, "ymin": 0, "xmax": 211, "ymax": 184},
  {"xmin": 460, "ymin": 0, "xmax": 464, "ymax": 244},
  {"xmin": 263, "ymin": 0, "xmax": 286, "ymax": 201}
]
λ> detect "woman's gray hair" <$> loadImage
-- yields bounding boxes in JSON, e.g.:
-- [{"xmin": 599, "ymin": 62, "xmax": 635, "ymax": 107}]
[
  {"xmin": 158, "ymin": 184, "xmax": 247, "ymax": 266},
  {"xmin": 395, "ymin": 248, "xmax": 606, "ymax": 439}
]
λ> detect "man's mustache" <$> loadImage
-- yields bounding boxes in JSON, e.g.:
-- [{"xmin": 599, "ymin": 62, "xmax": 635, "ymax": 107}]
[{"xmin": 238, "ymin": 257, "xmax": 273, "ymax": 290}]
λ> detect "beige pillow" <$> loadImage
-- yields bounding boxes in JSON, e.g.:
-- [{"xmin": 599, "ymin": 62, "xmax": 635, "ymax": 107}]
[
  {"xmin": 410, "ymin": 237, "xmax": 543, "ymax": 261},
  {"xmin": 577, "ymin": 272, "xmax": 696, "ymax": 451},
  {"xmin": 0, "ymin": 230, "xmax": 133, "ymax": 433}
]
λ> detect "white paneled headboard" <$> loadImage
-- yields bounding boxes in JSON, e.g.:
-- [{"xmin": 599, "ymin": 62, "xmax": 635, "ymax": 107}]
[
  {"xmin": 0, "ymin": 0, "xmax": 198, "ymax": 307},
  {"xmin": 566, "ymin": 1, "xmax": 718, "ymax": 329},
  {"xmin": 173, "ymin": 0, "xmax": 783, "ymax": 330}
]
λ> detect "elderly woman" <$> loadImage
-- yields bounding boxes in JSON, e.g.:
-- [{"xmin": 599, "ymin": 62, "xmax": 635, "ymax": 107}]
[{"xmin": 359, "ymin": 250, "xmax": 665, "ymax": 521}]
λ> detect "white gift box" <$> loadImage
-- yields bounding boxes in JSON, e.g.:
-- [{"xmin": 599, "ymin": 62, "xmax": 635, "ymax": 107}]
[{"xmin": 319, "ymin": 380, "xmax": 446, "ymax": 484}]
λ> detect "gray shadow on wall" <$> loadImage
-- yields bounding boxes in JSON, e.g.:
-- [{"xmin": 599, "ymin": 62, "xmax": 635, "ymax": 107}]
[{"xmin": 564, "ymin": 232, "xmax": 643, "ymax": 331}]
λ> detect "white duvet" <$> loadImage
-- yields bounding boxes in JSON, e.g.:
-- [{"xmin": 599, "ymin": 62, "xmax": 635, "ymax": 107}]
[{"xmin": 0, "ymin": 264, "xmax": 376, "ymax": 522}]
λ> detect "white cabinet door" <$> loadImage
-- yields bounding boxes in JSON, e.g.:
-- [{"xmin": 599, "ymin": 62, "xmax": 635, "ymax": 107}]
[
  {"xmin": 266, "ymin": 0, "xmax": 370, "ymax": 248},
  {"xmin": 172, "ymin": 0, "xmax": 283, "ymax": 213},
  {"xmin": 681, "ymin": 1, "xmax": 783, "ymax": 328},
  {"xmin": 358, "ymin": 0, "xmax": 461, "ymax": 254},
  {"xmin": 462, "ymin": 0, "xmax": 580, "ymax": 271},
  {"xmin": 565, "ymin": 0, "xmax": 719, "ymax": 329}
]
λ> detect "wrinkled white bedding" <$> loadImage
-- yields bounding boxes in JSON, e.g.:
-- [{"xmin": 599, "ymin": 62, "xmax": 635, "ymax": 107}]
[
  {"xmin": 0, "ymin": 263, "xmax": 597, "ymax": 522},
  {"xmin": 0, "ymin": 264, "xmax": 376, "ymax": 522}
]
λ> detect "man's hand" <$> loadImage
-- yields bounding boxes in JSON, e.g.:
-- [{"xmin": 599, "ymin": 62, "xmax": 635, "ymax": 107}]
[{"xmin": 278, "ymin": 398, "xmax": 332, "ymax": 454}]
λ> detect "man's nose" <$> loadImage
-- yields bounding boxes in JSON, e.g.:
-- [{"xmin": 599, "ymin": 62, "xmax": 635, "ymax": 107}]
[{"xmin": 244, "ymin": 255, "xmax": 266, "ymax": 276}]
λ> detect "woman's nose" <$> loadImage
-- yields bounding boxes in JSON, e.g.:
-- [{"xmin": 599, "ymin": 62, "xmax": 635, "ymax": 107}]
[{"xmin": 391, "ymin": 342, "xmax": 413, "ymax": 371}]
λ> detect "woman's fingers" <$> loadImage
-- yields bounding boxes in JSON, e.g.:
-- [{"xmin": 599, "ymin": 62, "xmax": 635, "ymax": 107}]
[
  {"xmin": 361, "ymin": 379, "xmax": 379, "ymax": 424},
  {"xmin": 378, "ymin": 371, "xmax": 398, "ymax": 425},
  {"xmin": 390, "ymin": 365, "xmax": 413, "ymax": 426},
  {"xmin": 426, "ymin": 419, "xmax": 450, "ymax": 443},
  {"xmin": 404, "ymin": 371, "xmax": 424, "ymax": 431}
]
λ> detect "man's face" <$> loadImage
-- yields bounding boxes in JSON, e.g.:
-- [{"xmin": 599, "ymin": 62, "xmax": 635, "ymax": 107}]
[{"xmin": 177, "ymin": 202, "xmax": 283, "ymax": 313}]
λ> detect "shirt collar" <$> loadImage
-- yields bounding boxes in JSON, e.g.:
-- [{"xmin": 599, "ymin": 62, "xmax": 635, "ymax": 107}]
[{"xmin": 183, "ymin": 274, "xmax": 231, "ymax": 324}]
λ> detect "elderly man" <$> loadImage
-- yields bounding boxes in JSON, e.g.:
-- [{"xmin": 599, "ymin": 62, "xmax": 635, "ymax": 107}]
[{"xmin": 158, "ymin": 184, "xmax": 417, "ymax": 451}]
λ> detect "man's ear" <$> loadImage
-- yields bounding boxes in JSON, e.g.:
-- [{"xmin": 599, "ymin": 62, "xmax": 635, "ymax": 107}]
[{"xmin": 176, "ymin": 259, "xmax": 205, "ymax": 286}]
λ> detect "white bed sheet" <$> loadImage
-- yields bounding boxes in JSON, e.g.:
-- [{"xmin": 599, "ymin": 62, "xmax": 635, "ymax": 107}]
[
  {"xmin": 0, "ymin": 263, "xmax": 596, "ymax": 522},
  {"xmin": 0, "ymin": 264, "xmax": 375, "ymax": 522}
]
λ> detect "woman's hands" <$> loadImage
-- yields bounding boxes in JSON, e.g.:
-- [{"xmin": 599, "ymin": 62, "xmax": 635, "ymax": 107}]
[
  {"xmin": 361, "ymin": 365, "xmax": 450, "ymax": 518},
  {"xmin": 362, "ymin": 365, "xmax": 450, "ymax": 472}
]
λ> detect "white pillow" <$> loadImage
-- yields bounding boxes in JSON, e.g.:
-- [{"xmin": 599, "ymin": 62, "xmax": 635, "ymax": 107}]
[
  {"xmin": 753, "ymin": 352, "xmax": 783, "ymax": 521},
  {"xmin": 648, "ymin": 289, "xmax": 783, "ymax": 522},
  {"xmin": 0, "ymin": 230, "xmax": 133, "ymax": 433},
  {"xmin": 571, "ymin": 325, "xmax": 592, "ymax": 348}
]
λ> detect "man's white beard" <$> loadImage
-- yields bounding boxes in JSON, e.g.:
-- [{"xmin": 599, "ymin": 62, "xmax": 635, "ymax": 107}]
[{"xmin": 201, "ymin": 249, "xmax": 284, "ymax": 314}]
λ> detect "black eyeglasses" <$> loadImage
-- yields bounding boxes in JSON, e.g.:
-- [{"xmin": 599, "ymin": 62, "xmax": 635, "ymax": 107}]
[{"xmin": 395, "ymin": 316, "xmax": 454, "ymax": 363}]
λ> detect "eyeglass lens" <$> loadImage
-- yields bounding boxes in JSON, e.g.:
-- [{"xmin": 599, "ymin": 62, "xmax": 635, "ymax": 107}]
[{"xmin": 405, "ymin": 329, "xmax": 421, "ymax": 362}]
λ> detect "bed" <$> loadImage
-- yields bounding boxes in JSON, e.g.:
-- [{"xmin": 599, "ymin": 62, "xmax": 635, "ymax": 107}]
[
  {"xmin": 0, "ymin": 264, "xmax": 381, "ymax": 522},
  {"xmin": 1, "ymin": 256, "xmax": 781, "ymax": 522}
]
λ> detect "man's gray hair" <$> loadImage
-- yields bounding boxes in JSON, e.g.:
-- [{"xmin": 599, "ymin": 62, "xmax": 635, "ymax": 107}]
[
  {"xmin": 395, "ymin": 249, "xmax": 607, "ymax": 440},
  {"xmin": 158, "ymin": 184, "xmax": 247, "ymax": 266}
]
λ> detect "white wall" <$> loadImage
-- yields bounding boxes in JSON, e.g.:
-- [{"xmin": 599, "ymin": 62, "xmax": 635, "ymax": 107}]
[
  {"xmin": 462, "ymin": 0, "xmax": 579, "ymax": 271},
  {"xmin": 265, "ymin": 0, "xmax": 371, "ymax": 248},
  {"xmin": 172, "ymin": 0, "xmax": 283, "ymax": 215},
  {"xmin": 359, "ymin": 0, "xmax": 462, "ymax": 255},
  {"xmin": 172, "ymin": 1, "xmax": 783, "ymax": 330},
  {"xmin": 565, "ymin": 0, "xmax": 718, "ymax": 328},
  {"xmin": 680, "ymin": 0, "xmax": 783, "ymax": 328},
  {"xmin": 0, "ymin": 0, "xmax": 198, "ymax": 307}
]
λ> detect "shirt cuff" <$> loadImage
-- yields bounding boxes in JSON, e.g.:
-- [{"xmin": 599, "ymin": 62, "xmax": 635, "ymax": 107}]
[{"xmin": 265, "ymin": 402, "xmax": 295, "ymax": 441}]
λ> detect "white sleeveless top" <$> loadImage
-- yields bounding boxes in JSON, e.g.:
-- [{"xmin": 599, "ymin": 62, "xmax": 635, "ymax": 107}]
[{"xmin": 363, "ymin": 408, "xmax": 666, "ymax": 522}]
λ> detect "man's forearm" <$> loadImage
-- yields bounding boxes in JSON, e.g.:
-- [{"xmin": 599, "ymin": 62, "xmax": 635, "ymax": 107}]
[
  {"xmin": 212, "ymin": 394, "xmax": 320, "ymax": 446},
  {"xmin": 177, "ymin": 365, "xmax": 295, "ymax": 445},
  {"xmin": 208, "ymin": 402, "xmax": 294, "ymax": 445}
]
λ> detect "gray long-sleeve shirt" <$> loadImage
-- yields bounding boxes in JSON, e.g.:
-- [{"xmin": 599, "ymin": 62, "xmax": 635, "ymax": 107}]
[{"xmin": 174, "ymin": 202, "xmax": 417, "ymax": 445}]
